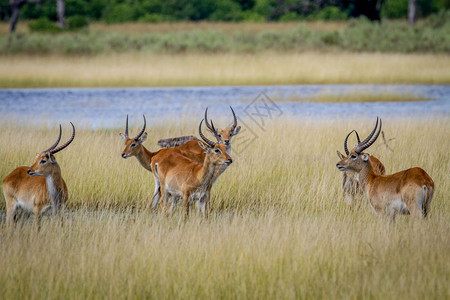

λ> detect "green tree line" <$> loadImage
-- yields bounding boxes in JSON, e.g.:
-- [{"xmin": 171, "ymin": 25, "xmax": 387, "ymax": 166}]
[{"xmin": 1, "ymin": 0, "xmax": 449, "ymax": 23}]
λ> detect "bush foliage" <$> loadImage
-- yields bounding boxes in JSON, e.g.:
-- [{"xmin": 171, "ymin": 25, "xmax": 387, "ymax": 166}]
[
  {"xmin": 4, "ymin": 0, "xmax": 450, "ymax": 24},
  {"xmin": 5, "ymin": 12, "xmax": 450, "ymax": 55}
]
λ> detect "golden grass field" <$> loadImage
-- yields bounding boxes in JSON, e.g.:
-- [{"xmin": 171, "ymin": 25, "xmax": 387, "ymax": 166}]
[
  {"xmin": 1, "ymin": 52, "xmax": 450, "ymax": 88},
  {"xmin": 0, "ymin": 117, "xmax": 449, "ymax": 299}
]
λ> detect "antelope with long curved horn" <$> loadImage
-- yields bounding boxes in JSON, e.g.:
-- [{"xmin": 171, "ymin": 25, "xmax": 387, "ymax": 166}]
[
  {"xmin": 153, "ymin": 119, "xmax": 232, "ymax": 218},
  {"xmin": 157, "ymin": 106, "xmax": 241, "ymax": 152},
  {"xmin": 3, "ymin": 123, "xmax": 76, "ymax": 228},
  {"xmin": 336, "ymin": 118, "xmax": 434, "ymax": 222},
  {"xmin": 121, "ymin": 110, "xmax": 240, "ymax": 209},
  {"xmin": 120, "ymin": 115, "xmax": 207, "ymax": 209},
  {"xmin": 336, "ymin": 130, "xmax": 386, "ymax": 206}
]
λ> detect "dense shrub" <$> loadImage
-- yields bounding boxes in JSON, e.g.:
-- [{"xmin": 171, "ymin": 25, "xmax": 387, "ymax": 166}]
[
  {"xmin": 241, "ymin": 11, "xmax": 266, "ymax": 22},
  {"xmin": 104, "ymin": 3, "xmax": 137, "ymax": 23},
  {"xmin": 382, "ymin": 0, "xmax": 443, "ymax": 18},
  {"xmin": 66, "ymin": 15, "xmax": 89, "ymax": 30},
  {"xmin": 209, "ymin": 0, "xmax": 243, "ymax": 21},
  {"xmin": 138, "ymin": 13, "xmax": 174, "ymax": 23},
  {"xmin": 279, "ymin": 12, "xmax": 302, "ymax": 22},
  {"xmin": 314, "ymin": 6, "xmax": 348, "ymax": 20},
  {"xmin": 425, "ymin": 9, "xmax": 450, "ymax": 27},
  {"xmin": 28, "ymin": 17, "xmax": 61, "ymax": 33}
]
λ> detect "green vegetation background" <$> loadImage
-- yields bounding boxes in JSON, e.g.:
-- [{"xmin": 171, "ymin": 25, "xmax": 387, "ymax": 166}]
[
  {"xmin": 2, "ymin": 0, "xmax": 449, "ymax": 23},
  {"xmin": 2, "ymin": 15, "xmax": 450, "ymax": 55},
  {"xmin": 2, "ymin": 0, "xmax": 450, "ymax": 55}
]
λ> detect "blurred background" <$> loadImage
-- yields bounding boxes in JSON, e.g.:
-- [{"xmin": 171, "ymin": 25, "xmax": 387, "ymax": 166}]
[
  {"xmin": 3, "ymin": 0, "xmax": 450, "ymax": 28},
  {"xmin": 1, "ymin": 0, "xmax": 449, "ymax": 56},
  {"xmin": 1, "ymin": 0, "xmax": 449, "ymax": 125}
]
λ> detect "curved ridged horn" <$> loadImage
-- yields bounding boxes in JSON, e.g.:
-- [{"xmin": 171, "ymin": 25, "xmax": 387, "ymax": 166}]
[
  {"xmin": 50, "ymin": 122, "xmax": 75, "ymax": 155},
  {"xmin": 124, "ymin": 115, "xmax": 129, "ymax": 138},
  {"xmin": 343, "ymin": 130, "xmax": 356, "ymax": 156},
  {"xmin": 343, "ymin": 130, "xmax": 362, "ymax": 155},
  {"xmin": 204, "ymin": 107, "xmax": 217, "ymax": 134},
  {"xmin": 230, "ymin": 106, "xmax": 238, "ymax": 132},
  {"xmin": 355, "ymin": 118, "xmax": 382, "ymax": 154},
  {"xmin": 358, "ymin": 117, "xmax": 379, "ymax": 148},
  {"xmin": 198, "ymin": 119, "xmax": 215, "ymax": 148},
  {"xmin": 41, "ymin": 124, "xmax": 62, "ymax": 154},
  {"xmin": 134, "ymin": 115, "xmax": 146, "ymax": 141},
  {"xmin": 354, "ymin": 131, "xmax": 361, "ymax": 144}
]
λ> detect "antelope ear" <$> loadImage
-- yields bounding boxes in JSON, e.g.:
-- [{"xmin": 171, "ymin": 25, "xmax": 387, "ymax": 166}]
[
  {"xmin": 50, "ymin": 155, "xmax": 57, "ymax": 163},
  {"xmin": 138, "ymin": 132, "xmax": 148, "ymax": 144},
  {"xmin": 120, "ymin": 133, "xmax": 127, "ymax": 141},
  {"xmin": 197, "ymin": 141, "xmax": 210, "ymax": 152},
  {"xmin": 336, "ymin": 151, "xmax": 344, "ymax": 160},
  {"xmin": 361, "ymin": 153, "xmax": 369, "ymax": 161},
  {"xmin": 232, "ymin": 126, "xmax": 241, "ymax": 136}
]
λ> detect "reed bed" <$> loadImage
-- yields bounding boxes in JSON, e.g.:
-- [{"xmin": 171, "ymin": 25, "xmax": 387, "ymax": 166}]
[
  {"xmin": 1, "ymin": 52, "xmax": 450, "ymax": 88},
  {"xmin": 0, "ymin": 116, "xmax": 449, "ymax": 299}
]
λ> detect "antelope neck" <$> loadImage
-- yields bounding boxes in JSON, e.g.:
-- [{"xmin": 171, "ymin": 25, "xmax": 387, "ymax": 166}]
[{"xmin": 135, "ymin": 146, "xmax": 154, "ymax": 172}]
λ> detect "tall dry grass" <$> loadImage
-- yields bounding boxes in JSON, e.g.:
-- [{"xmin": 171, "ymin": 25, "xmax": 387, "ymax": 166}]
[
  {"xmin": 0, "ymin": 116, "xmax": 449, "ymax": 299},
  {"xmin": 1, "ymin": 52, "xmax": 450, "ymax": 88}
]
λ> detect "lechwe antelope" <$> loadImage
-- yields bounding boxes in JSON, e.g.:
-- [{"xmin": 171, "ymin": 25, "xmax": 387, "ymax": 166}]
[
  {"xmin": 154, "ymin": 120, "xmax": 232, "ymax": 218},
  {"xmin": 120, "ymin": 114, "xmax": 210, "ymax": 208},
  {"xmin": 157, "ymin": 106, "xmax": 241, "ymax": 153},
  {"xmin": 2, "ymin": 123, "xmax": 75, "ymax": 228},
  {"xmin": 154, "ymin": 106, "xmax": 241, "ymax": 206},
  {"xmin": 120, "ymin": 108, "xmax": 240, "ymax": 208},
  {"xmin": 336, "ymin": 130, "xmax": 385, "ymax": 206},
  {"xmin": 336, "ymin": 118, "xmax": 434, "ymax": 222}
]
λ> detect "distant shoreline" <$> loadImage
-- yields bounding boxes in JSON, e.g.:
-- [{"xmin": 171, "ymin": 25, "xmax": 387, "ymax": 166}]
[{"xmin": 1, "ymin": 52, "xmax": 449, "ymax": 88}]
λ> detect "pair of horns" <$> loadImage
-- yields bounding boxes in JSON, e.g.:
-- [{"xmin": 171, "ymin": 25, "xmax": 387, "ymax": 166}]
[
  {"xmin": 343, "ymin": 130, "xmax": 361, "ymax": 155},
  {"xmin": 204, "ymin": 106, "xmax": 238, "ymax": 135},
  {"xmin": 123, "ymin": 115, "xmax": 146, "ymax": 141},
  {"xmin": 198, "ymin": 119, "xmax": 216, "ymax": 148},
  {"xmin": 343, "ymin": 117, "xmax": 382, "ymax": 155},
  {"xmin": 42, "ymin": 122, "xmax": 76, "ymax": 155}
]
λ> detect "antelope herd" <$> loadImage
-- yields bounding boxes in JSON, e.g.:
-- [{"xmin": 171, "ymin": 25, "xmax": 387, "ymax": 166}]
[{"xmin": 1, "ymin": 108, "xmax": 435, "ymax": 228}]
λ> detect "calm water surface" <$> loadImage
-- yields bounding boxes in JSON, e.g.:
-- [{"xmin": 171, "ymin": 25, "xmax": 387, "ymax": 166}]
[{"xmin": 0, "ymin": 85, "xmax": 449, "ymax": 128}]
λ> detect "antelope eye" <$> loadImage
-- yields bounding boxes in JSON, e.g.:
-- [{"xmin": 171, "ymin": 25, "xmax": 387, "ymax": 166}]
[
  {"xmin": 214, "ymin": 149, "xmax": 221, "ymax": 154},
  {"xmin": 218, "ymin": 134, "xmax": 222, "ymax": 138},
  {"xmin": 40, "ymin": 159, "xmax": 47, "ymax": 164},
  {"xmin": 350, "ymin": 154, "xmax": 357, "ymax": 159},
  {"xmin": 131, "ymin": 143, "xmax": 136, "ymax": 147}
]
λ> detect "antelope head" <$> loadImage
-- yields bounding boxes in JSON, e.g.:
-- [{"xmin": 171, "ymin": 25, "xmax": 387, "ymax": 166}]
[
  {"xmin": 28, "ymin": 122, "xmax": 76, "ymax": 177},
  {"xmin": 204, "ymin": 106, "xmax": 241, "ymax": 146},
  {"xmin": 198, "ymin": 119, "xmax": 233, "ymax": 166},
  {"xmin": 336, "ymin": 129, "xmax": 361, "ymax": 160},
  {"xmin": 120, "ymin": 115, "xmax": 147, "ymax": 159},
  {"xmin": 336, "ymin": 117, "xmax": 382, "ymax": 173}
]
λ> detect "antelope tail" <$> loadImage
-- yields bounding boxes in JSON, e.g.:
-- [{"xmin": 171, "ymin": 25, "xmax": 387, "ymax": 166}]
[
  {"xmin": 157, "ymin": 136, "xmax": 198, "ymax": 148},
  {"xmin": 151, "ymin": 164, "xmax": 161, "ymax": 208},
  {"xmin": 423, "ymin": 186, "xmax": 433, "ymax": 218}
]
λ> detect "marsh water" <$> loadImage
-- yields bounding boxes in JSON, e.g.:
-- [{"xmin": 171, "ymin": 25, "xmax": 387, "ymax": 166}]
[{"xmin": 0, "ymin": 85, "xmax": 449, "ymax": 128}]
